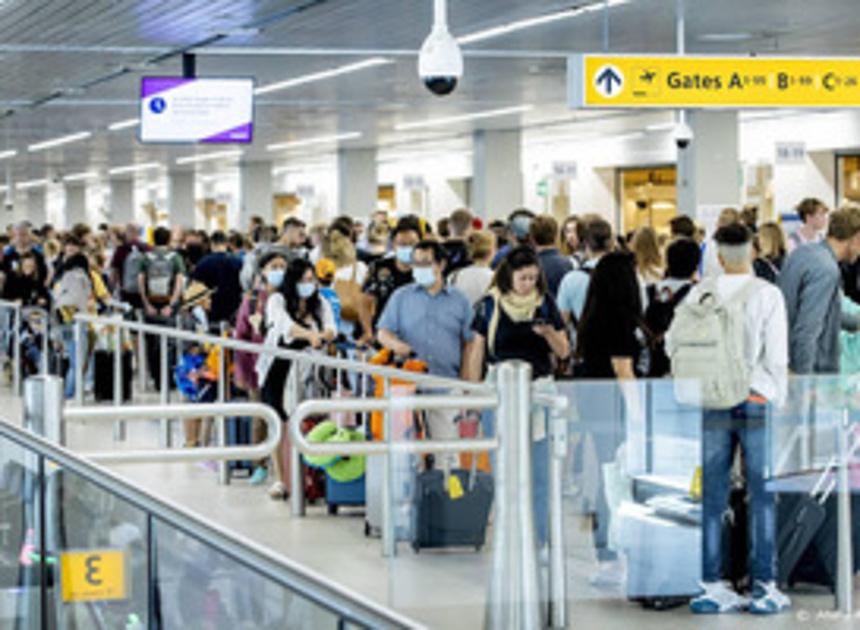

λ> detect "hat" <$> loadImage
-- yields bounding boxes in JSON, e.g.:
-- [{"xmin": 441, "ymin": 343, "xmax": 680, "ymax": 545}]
[
  {"xmin": 181, "ymin": 281, "xmax": 215, "ymax": 310},
  {"xmin": 315, "ymin": 257, "xmax": 336, "ymax": 281}
]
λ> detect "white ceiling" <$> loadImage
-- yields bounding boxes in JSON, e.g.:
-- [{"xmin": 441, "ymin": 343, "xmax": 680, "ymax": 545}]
[{"xmin": 0, "ymin": 0, "xmax": 858, "ymax": 180}]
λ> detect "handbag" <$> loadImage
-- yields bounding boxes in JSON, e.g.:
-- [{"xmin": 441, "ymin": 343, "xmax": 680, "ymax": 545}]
[{"xmin": 334, "ymin": 263, "xmax": 362, "ymax": 322}]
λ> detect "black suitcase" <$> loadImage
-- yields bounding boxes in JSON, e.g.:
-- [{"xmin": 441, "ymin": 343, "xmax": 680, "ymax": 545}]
[
  {"xmin": 93, "ymin": 349, "xmax": 133, "ymax": 402},
  {"xmin": 411, "ymin": 468, "xmax": 493, "ymax": 552}
]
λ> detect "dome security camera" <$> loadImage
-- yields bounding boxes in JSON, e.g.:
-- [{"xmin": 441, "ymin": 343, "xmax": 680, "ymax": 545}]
[
  {"xmin": 418, "ymin": 0, "xmax": 463, "ymax": 97},
  {"xmin": 674, "ymin": 120, "xmax": 693, "ymax": 150}
]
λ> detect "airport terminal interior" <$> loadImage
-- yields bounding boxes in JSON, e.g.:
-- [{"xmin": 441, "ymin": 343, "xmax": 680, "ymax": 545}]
[{"xmin": 2, "ymin": 0, "xmax": 860, "ymax": 628}]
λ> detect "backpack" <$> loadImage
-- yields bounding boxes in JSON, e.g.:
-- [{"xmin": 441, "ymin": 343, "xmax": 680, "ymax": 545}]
[
  {"xmin": 53, "ymin": 268, "xmax": 92, "ymax": 313},
  {"xmin": 333, "ymin": 264, "xmax": 362, "ymax": 322},
  {"xmin": 144, "ymin": 250, "xmax": 178, "ymax": 301},
  {"xmin": 122, "ymin": 245, "xmax": 144, "ymax": 294},
  {"xmin": 666, "ymin": 279, "xmax": 759, "ymax": 409},
  {"xmin": 642, "ymin": 282, "xmax": 693, "ymax": 378}
]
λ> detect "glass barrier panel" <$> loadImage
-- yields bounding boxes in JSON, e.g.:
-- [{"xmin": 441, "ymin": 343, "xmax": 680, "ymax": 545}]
[
  {"xmin": 0, "ymin": 434, "xmax": 43, "ymax": 628},
  {"xmin": 152, "ymin": 518, "xmax": 340, "ymax": 629}
]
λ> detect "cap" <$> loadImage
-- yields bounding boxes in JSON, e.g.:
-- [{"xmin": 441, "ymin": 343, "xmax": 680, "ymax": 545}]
[
  {"xmin": 181, "ymin": 281, "xmax": 215, "ymax": 310},
  {"xmin": 315, "ymin": 257, "xmax": 336, "ymax": 281}
]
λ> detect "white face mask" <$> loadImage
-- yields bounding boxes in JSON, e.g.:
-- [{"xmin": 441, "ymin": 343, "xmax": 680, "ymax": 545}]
[
  {"xmin": 297, "ymin": 282, "xmax": 316, "ymax": 299},
  {"xmin": 413, "ymin": 266, "xmax": 436, "ymax": 288},
  {"xmin": 266, "ymin": 269, "xmax": 285, "ymax": 289}
]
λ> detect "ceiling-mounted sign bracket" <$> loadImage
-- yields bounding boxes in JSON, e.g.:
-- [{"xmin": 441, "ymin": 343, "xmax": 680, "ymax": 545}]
[
  {"xmin": 182, "ymin": 53, "xmax": 196, "ymax": 79},
  {"xmin": 569, "ymin": 54, "xmax": 860, "ymax": 109}
]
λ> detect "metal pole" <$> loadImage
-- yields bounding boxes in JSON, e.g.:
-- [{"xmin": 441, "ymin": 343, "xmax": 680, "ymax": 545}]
[
  {"xmin": 217, "ymin": 343, "xmax": 229, "ymax": 485},
  {"xmin": 113, "ymin": 317, "xmax": 126, "ymax": 442},
  {"xmin": 23, "ymin": 375, "xmax": 65, "ymax": 445},
  {"xmin": 159, "ymin": 332, "xmax": 170, "ymax": 448},
  {"xmin": 836, "ymin": 409, "xmax": 853, "ymax": 614},
  {"xmin": 547, "ymin": 405, "xmax": 568, "ymax": 629},
  {"xmin": 40, "ymin": 311, "xmax": 49, "ymax": 375},
  {"xmin": 485, "ymin": 361, "xmax": 542, "ymax": 630},
  {"xmin": 291, "ymin": 357, "xmax": 306, "ymax": 517},
  {"xmin": 382, "ymin": 377, "xmax": 395, "ymax": 558},
  {"xmin": 12, "ymin": 305, "xmax": 21, "ymax": 394},
  {"xmin": 74, "ymin": 319, "xmax": 84, "ymax": 405},
  {"xmin": 602, "ymin": 0, "xmax": 609, "ymax": 52},
  {"xmin": 136, "ymin": 311, "xmax": 147, "ymax": 393},
  {"xmin": 676, "ymin": 0, "xmax": 685, "ymax": 55}
]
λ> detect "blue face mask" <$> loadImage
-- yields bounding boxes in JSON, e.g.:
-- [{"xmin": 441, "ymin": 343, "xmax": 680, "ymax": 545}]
[
  {"xmin": 395, "ymin": 246, "xmax": 414, "ymax": 265},
  {"xmin": 413, "ymin": 266, "xmax": 436, "ymax": 288},
  {"xmin": 266, "ymin": 269, "xmax": 285, "ymax": 289},
  {"xmin": 297, "ymin": 282, "xmax": 317, "ymax": 299}
]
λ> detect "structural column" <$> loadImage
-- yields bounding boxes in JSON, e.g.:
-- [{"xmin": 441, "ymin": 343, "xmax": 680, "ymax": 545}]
[
  {"xmin": 168, "ymin": 171, "xmax": 196, "ymax": 229},
  {"xmin": 473, "ymin": 129, "xmax": 523, "ymax": 221},
  {"xmin": 64, "ymin": 183, "xmax": 86, "ymax": 227},
  {"xmin": 239, "ymin": 161, "xmax": 273, "ymax": 230},
  {"xmin": 337, "ymin": 148, "xmax": 377, "ymax": 218},
  {"xmin": 25, "ymin": 188, "xmax": 46, "ymax": 227},
  {"xmin": 109, "ymin": 179, "xmax": 135, "ymax": 226},
  {"xmin": 676, "ymin": 111, "xmax": 740, "ymax": 229}
]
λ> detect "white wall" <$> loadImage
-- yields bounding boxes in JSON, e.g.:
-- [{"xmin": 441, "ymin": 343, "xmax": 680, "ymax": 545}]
[{"xmin": 379, "ymin": 153, "xmax": 472, "ymax": 222}]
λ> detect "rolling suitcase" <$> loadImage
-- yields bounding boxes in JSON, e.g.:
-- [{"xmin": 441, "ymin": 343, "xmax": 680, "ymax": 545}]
[
  {"xmin": 93, "ymin": 349, "xmax": 133, "ymax": 402},
  {"xmin": 411, "ymin": 468, "xmax": 494, "ymax": 552},
  {"xmin": 326, "ymin": 475, "xmax": 366, "ymax": 515}
]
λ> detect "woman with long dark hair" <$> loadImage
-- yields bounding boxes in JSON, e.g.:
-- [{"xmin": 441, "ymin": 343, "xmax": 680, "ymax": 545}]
[
  {"xmin": 575, "ymin": 251, "xmax": 642, "ymax": 587},
  {"xmin": 257, "ymin": 257, "xmax": 336, "ymax": 500}
]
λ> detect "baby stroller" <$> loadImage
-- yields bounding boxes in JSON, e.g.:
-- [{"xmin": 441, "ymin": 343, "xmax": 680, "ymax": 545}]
[{"xmin": 13, "ymin": 307, "xmax": 49, "ymax": 378}]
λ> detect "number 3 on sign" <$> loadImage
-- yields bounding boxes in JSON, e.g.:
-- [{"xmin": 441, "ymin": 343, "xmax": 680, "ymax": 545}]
[{"xmin": 60, "ymin": 549, "xmax": 127, "ymax": 602}]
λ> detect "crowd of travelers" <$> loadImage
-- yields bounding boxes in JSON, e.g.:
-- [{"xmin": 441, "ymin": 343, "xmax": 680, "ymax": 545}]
[{"xmin": 0, "ymin": 194, "xmax": 854, "ymax": 615}]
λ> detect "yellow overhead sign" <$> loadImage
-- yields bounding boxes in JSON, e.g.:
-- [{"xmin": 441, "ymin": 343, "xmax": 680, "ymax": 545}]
[
  {"xmin": 60, "ymin": 549, "xmax": 128, "ymax": 603},
  {"xmin": 569, "ymin": 55, "xmax": 860, "ymax": 108}
]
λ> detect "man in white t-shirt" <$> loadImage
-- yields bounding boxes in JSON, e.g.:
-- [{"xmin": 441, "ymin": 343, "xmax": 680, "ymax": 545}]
[{"xmin": 672, "ymin": 223, "xmax": 790, "ymax": 615}]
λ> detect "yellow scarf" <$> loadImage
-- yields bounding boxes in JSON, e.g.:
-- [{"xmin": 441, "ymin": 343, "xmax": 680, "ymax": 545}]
[{"xmin": 487, "ymin": 287, "xmax": 543, "ymax": 355}]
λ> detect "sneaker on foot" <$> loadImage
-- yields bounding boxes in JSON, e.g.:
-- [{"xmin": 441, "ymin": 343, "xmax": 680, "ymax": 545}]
[
  {"xmin": 690, "ymin": 581, "xmax": 748, "ymax": 614},
  {"xmin": 748, "ymin": 581, "xmax": 790, "ymax": 615},
  {"xmin": 589, "ymin": 560, "xmax": 625, "ymax": 587},
  {"xmin": 249, "ymin": 467, "xmax": 269, "ymax": 486},
  {"xmin": 267, "ymin": 481, "xmax": 288, "ymax": 500}
]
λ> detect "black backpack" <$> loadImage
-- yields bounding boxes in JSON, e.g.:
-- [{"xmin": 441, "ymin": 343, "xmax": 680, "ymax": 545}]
[{"xmin": 642, "ymin": 282, "xmax": 692, "ymax": 377}]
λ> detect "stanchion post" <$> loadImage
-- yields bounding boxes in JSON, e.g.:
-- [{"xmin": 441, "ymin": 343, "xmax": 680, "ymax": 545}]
[
  {"xmin": 217, "ymin": 343, "xmax": 229, "ymax": 485},
  {"xmin": 290, "ymin": 357, "xmax": 306, "ymax": 517},
  {"xmin": 485, "ymin": 361, "xmax": 542, "ymax": 630},
  {"xmin": 113, "ymin": 318, "xmax": 126, "ymax": 442},
  {"xmin": 836, "ymin": 408, "xmax": 853, "ymax": 614},
  {"xmin": 137, "ymin": 312, "xmax": 147, "ymax": 393},
  {"xmin": 382, "ymin": 377, "xmax": 395, "ymax": 558},
  {"xmin": 159, "ymin": 333, "xmax": 170, "ymax": 447},
  {"xmin": 547, "ymin": 404, "xmax": 568, "ymax": 628},
  {"xmin": 23, "ymin": 375, "xmax": 65, "ymax": 444}
]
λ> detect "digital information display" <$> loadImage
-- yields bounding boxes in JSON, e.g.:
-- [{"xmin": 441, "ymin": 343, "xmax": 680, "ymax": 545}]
[{"xmin": 140, "ymin": 77, "xmax": 254, "ymax": 144}]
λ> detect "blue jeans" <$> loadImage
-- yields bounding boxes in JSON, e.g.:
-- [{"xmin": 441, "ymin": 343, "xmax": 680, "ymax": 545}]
[
  {"xmin": 61, "ymin": 326, "xmax": 89, "ymax": 399},
  {"xmin": 702, "ymin": 401, "xmax": 775, "ymax": 583}
]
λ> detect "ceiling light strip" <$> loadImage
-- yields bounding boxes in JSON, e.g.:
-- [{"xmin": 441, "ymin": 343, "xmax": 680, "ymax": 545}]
[
  {"xmin": 176, "ymin": 150, "xmax": 243, "ymax": 165},
  {"xmin": 457, "ymin": 0, "xmax": 631, "ymax": 45},
  {"xmin": 267, "ymin": 132, "xmax": 362, "ymax": 152},
  {"xmin": 63, "ymin": 171, "xmax": 99, "ymax": 182},
  {"xmin": 17, "ymin": 179, "xmax": 48, "ymax": 190},
  {"xmin": 395, "ymin": 105, "xmax": 533, "ymax": 131},
  {"xmin": 108, "ymin": 118, "xmax": 140, "ymax": 131},
  {"xmin": 28, "ymin": 131, "xmax": 92, "ymax": 152},
  {"xmin": 255, "ymin": 58, "xmax": 390, "ymax": 96},
  {"xmin": 108, "ymin": 162, "xmax": 161, "ymax": 176},
  {"xmin": 0, "ymin": 150, "xmax": 17, "ymax": 160}
]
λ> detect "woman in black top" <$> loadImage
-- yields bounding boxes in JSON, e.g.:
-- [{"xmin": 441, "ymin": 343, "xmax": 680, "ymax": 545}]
[
  {"xmin": 575, "ymin": 250, "xmax": 642, "ymax": 585},
  {"xmin": 465, "ymin": 246, "xmax": 569, "ymax": 547}
]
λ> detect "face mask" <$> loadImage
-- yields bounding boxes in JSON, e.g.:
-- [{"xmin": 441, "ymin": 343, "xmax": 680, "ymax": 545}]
[
  {"xmin": 511, "ymin": 216, "xmax": 532, "ymax": 240},
  {"xmin": 266, "ymin": 269, "xmax": 285, "ymax": 289},
  {"xmin": 297, "ymin": 282, "xmax": 317, "ymax": 299},
  {"xmin": 395, "ymin": 246, "xmax": 414, "ymax": 265},
  {"xmin": 413, "ymin": 266, "xmax": 436, "ymax": 288}
]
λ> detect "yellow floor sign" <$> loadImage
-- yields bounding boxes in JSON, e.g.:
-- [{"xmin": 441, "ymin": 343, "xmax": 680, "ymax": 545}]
[
  {"xmin": 569, "ymin": 54, "xmax": 860, "ymax": 108},
  {"xmin": 60, "ymin": 549, "xmax": 127, "ymax": 602}
]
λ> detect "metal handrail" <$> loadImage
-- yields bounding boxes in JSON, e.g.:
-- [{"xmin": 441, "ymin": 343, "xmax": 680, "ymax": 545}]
[
  {"xmin": 0, "ymin": 416, "xmax": 422, "ymax": 629},
  {"xmin": 73, "ymin": 312, "xmax": 490, "ymax": 393},
  {"xmin": 62, "ymin": 402, "xmax": 282, "ymax": 465},
  {"xmin": 289, "ymin": 395, "xmax": 499, "ymax": 456}
]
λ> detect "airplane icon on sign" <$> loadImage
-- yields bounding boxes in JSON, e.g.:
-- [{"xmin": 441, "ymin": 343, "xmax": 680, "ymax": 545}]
[{"xmin": 640, "ymin": 70, "xmax": 657, "ymax": 83}]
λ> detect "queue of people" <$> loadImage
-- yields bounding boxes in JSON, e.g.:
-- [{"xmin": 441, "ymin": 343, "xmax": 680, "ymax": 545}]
[{"xmin": 0, "ymin": 196, "xmax": 852, "ymax": 616}]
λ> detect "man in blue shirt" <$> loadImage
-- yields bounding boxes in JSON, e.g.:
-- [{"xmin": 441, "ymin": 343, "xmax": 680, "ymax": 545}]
[
  {"xmin": 377, "ymin": 239, "xmax": 474, "ymax": 469},
  {"xmin": 191, "ymin": 231, "xmax": 243, "ymax": 328}
]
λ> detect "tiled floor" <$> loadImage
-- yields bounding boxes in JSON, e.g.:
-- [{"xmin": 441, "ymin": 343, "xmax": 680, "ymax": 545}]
[{"xmin": 0, "ymin": 381, "xmax": 856, "ymax": 629}]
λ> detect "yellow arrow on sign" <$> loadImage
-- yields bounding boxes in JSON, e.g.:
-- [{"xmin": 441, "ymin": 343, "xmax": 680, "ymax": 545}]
[{"xmin": 569, "ymin": 55, "xmax": 860, "ymax": 108}]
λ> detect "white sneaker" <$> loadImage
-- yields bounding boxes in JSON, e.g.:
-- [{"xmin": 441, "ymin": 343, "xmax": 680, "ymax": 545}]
[
  {"xmin": 749, "ymin": 581, "xmax": 791, "ymax": 615},
  {"xmin": 267, "ymin": 481, "xmax": 288, "ymax": 500},
  {"xmin": 690, "ymin": 581, "xmax": 748, "ymax": 614},
  {"xmin": 589, "ymin": 560, "xmax": 625, "ymax": 587}
]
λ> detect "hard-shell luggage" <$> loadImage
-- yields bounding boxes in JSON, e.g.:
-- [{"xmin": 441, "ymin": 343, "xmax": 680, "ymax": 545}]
[
  {"xmin": 411, "ymin": 468, "xmax": 493, "ymax": 552},
  {"xmin": 93, "ymin": 349, "xmax": 133, "ymax": 402},
  {"xmin": 326, "ymin": 475, "xmax": 366, "ymax": 515}
]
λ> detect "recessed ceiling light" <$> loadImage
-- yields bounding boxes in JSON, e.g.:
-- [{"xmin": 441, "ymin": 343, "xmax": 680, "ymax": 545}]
[
  {"xmin": 698, "ymin": 32, "xmax": 755, "ymax": 43},
  {"xmin": 63, "ymin": 171, "xmax": 99, "ymax": 182},
  {"xmin": 0, "ymin": 150, "xmax": 17, "ymax": 161},
  {"xmin": 395, "ymin": 105, "xmax": 533, "ymax": 131},
  {"xmin": 108, "ymin": 162, "xmax": 162, "ymax": 176},
  {"xmin": 176, "ymin": 150, "xmax": 243, "ymax": 165},
  {"xmin": 28, "ymin": 131, "xmax": 92, "ymax": 152},
  {"xmin": 108, "ymin": 118, "xmax": 140, "ymax": 131},
  {"xmin": 18, "ymin": 179, "xmax": 48, "ymax": 190},
  {"xmin": 267, "ymin": 132, "xmax": 362, "ymax": 152}
]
